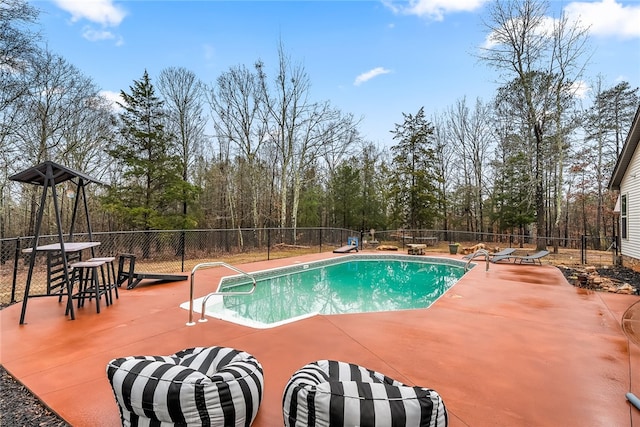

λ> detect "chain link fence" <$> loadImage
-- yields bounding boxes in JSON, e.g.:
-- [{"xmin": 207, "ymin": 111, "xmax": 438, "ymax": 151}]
[
  {"xmin": 1, "ymin": 228, "xmax": 357, "ymax": 305},
  {"xmin": 1, "ymin": 227, "xmax": 617, "ymax": 305},
  {"xmin": 373, "ymin": 229, "xmax": 615, "ymax": 251}
]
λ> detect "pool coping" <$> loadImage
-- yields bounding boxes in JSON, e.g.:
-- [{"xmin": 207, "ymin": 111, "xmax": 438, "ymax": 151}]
[{"xmin": 183, "ymin": 254, "xmax": 473, "ymax": 329}]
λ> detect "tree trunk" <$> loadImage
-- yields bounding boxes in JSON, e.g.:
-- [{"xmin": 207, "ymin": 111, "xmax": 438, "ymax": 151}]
[{"xmin": 534, "ymin": 123, "xmax": 546, "ymax": 250}]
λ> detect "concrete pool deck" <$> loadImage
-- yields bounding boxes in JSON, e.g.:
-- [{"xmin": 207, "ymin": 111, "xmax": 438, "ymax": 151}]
[{"xmin": 1, "ymin": 251, "xmax": 639, "ymax": 426}]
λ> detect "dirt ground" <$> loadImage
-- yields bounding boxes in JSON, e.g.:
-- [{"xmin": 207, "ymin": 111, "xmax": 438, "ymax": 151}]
[{"xmin": 0, "ymin": 365, "xmax": 70, "ymax": 427}]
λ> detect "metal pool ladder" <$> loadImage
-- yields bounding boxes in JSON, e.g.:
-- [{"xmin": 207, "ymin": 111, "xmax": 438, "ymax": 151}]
[
  {"xmin": 186, "ymin": 262, "xmax": 257, "ymax": 326},
  {"xmin": 465, "ymin": 249, "xmax": 490, "ymax": 272}
]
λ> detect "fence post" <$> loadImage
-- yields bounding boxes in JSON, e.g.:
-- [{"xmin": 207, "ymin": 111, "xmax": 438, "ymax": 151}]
[
  {"xmin": 267, "ymin": 228, "xmax": 271, "ymax": 261},
  {"xmin": 319, "ymin": 228, "xmax": 322, "ymax": 253},
  {"xmin": 11, "ymin": 238, "xmax": 21, "ymax": 303},
  {"xmin": 180, "ymin": 230, "xmax": 185, "ymax": 272},
  {"xmin": 580, "ymin": 235, "xmax": 587, "ymax": 264}
]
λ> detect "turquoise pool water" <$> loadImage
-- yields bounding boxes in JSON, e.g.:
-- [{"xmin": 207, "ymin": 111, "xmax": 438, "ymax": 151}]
[{"xmin": 185, "ymin": 255, "xmax": 466, "ymax": 328}]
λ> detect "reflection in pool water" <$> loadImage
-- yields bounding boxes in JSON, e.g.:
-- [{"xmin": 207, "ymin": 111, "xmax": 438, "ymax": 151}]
[{"xmin": 185, "ymin": 256, "xmax": 466, "ymax": 328}]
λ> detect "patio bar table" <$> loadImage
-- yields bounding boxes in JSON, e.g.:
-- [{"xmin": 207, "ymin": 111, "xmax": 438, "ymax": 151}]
[
  {"xmin": 20, "ymin": 241, "xmax": 101, "ymax": 323},
  {"xmin": 22, "ymin": 242, "xmax": 101, "ymax": 254}
]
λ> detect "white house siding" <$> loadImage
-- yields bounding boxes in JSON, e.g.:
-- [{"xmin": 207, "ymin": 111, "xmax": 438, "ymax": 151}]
[
  {"xmin": 609, "ymin": 104, "xmax": 640, "ymax": 268},
  {"xmin": 620, "ymin": 145, "xmax": 640, "ymax": 266}
]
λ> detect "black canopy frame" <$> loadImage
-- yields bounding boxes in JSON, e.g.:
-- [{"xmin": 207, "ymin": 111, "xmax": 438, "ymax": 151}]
[{"xmin": 9, "ymin": 161, "xmax": 104, "ymax": 324}]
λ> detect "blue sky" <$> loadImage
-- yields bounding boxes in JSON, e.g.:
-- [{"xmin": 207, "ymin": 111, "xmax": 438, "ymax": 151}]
[{"xmin": 31, "ymin": 0, "xmax": 640, "ymax": 146}]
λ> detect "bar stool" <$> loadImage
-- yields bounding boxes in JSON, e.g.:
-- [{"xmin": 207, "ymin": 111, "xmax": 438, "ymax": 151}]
[
  {"xmin": 87, "ymin": 256, "xmax": 118, "ymax": 304},
  {"xmin": 68, "ymin": 260, "xmax": 108, "ymax": 314}
]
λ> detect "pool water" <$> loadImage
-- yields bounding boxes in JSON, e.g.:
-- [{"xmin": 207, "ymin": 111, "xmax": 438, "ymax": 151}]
[{"xmin": 188, "ymin": 257, "xmax": 466, "ymax": 328}]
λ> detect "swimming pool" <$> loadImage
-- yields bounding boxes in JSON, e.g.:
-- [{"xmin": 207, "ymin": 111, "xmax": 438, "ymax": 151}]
[{"xmin": 182, "ymin": 254, "xmax": 469, "ymax": 328}]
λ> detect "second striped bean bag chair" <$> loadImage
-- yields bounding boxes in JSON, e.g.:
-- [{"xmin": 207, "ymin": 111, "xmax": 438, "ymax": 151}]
[{"xmin": 283, "ymin": 360, "xmax": 447, "ymax": 427}]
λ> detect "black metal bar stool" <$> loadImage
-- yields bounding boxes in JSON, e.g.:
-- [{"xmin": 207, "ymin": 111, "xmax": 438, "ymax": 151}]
[
  {"xmin": 68, "ymin": 260, "xmax": 108, "ymax": 314},
  {"xmin": 88, "ymin": 256, "xmax": 118, "ymax": 304}
]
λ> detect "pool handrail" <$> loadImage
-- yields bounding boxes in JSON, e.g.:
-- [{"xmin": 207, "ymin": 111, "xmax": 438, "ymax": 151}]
[
  {"xmin": 465, "ymin": 249, "xmax": 490, "ymax": 272},
  {"xmin": 187, "ymin": 262, "xmax": 257, "ymax": 326}
]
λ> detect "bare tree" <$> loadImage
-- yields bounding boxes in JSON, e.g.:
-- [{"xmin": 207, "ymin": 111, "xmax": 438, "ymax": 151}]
[
  {"xmin": 256, "ymin": 43, "xmax": 359, "ymax": 239},
  {"xmin": 548, "ymin": 11, "xmax": 588, "ymax": 251},
  {"xmin": 158, "ymin": 66, "xmax": 207, "ymax": 230},
  {"xmin": 0, "ymin": 0, "xmax": 39, "ymax": 113},
  {"xmin": 479, "ymin": 0, "xmax": 589, "ymax": 250},
  {"xmin": 447, "ymin": 97, "xmax": 493, "ymax": 234},
  {"xmin": 431, "ymin": 111, "xmax": 456, "ymax": 237},
  {"xmin": 12, "ymin": 50, "xmax": 104, "ymax": 166},
  {"xmin": 207, "ymin": 64, "xmax": 269, "ymax": 233},
  {"xmin": 0, "ymin": 0, "xmax": 40, "ymax": 239},
  {"xmin": 289, "ymin": 101, "xmax": 359, "ymax": 234},
  {"xmin": 447, "ymin": 99, "xmax": 473, "ymax": 230},
  {"xmin": 255, "ymin": 46, "xmax": 309, "ymax": 233},
  {"xmin": 10, "ymin": 50, "xmax": 109, "ymax": 235},
  {"xmin": 62, "ymin": 94, "xmax": 116, "ymax": 176}
]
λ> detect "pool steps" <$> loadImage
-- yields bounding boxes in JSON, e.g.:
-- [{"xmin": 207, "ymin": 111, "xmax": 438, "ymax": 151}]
[
  {"xmin": 465, "ymin": 249, "xmax": 490, "ymax": 272},
  {"xmin": 186, "ymin": 262, "xmax": 257, "ymax": 326}
]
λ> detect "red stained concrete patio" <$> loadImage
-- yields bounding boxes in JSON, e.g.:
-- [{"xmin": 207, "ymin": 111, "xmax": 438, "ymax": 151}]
[{"xmin": 1, "ymin": 251, "xmax": 639, "ymax": 426}]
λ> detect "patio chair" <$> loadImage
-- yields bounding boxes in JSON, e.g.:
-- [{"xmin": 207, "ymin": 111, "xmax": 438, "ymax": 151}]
[
  {"xmin": 106, "ymin": 346, "xmax": 264, "ymax": 427},
  {"xmin": 492, "ymin": 250, "xmax": 550, "ymax": 265},
  {"xmin": 462, "ymin": 247, "xmax": 516, "ymax": 260},
  {"xmin": 283, "ymin": 360, "xmax": 448, "ymax": 427}
]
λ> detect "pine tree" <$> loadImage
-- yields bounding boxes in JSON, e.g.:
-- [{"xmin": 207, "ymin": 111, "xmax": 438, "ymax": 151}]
[
  {"xmin": 330, "ymin": 161, "xmax": 361, "ymax": 228},
  {"xmin": 105, "ymin": 70, "xmax": 192, "ymax": 230},
  {"xmin": 389, "ymin": 107, "xmax": 442, "ymax": 230}
]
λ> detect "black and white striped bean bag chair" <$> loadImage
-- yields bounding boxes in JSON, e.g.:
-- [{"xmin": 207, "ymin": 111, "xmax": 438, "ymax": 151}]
[
  {"xmin": 283, "ymin": 360, "xmax": 447, "ymax": 427},
  {"xmin": 106, "ymin": 346, "xmax": 264, "ymax": 427}
]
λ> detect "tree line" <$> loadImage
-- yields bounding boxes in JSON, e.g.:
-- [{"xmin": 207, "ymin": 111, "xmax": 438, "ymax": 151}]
[{"xmin": 1, "ymin": 0, "xmax": 638, "ymax": 250}]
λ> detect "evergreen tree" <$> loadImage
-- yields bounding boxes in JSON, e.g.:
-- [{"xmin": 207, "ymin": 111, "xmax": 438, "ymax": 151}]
[
  {"xmin": 389, "ymin": 107, "xmax": 442, "ymax": 230},
  {"xmin": 490, "ymin": 151, "xmax": 536, "ymax": 234},
  {"xmin": 105, "ymin": 70, "xmax": 195, "ymax": 230},
  {"xmin": 585, "ymin": 81, "xmax": 639, "ymax": 164},
  {"xmin": 359, "ymin": 144, "xmax": 388, "ymax": 231},
  {"xmin": 329, "ymin": 161, "xmax": 361, "ymax": 228},
  {"xmin": 297, "ymin": 166, "xmax": 323, "ymax": 227},
  {"xmin": 582, "ymin": 80, "xmax": 638, "ymax": 247}
]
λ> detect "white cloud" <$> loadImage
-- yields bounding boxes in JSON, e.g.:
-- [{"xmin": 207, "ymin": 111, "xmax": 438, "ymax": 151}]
[
  {"xmin": 387, "ymin": 0, "xmax": 488, "ymax": 21},
  {"xmin": 570, "ymin": 80, "xmax": 591, "ymax": 99},
  {"xmin": 82, "ymin": 26, "xmax": 115, "ymax": 41},
  {"xmin": 354, "ymin": 67, "xmax": 391, "ymax": 86},
  {"xmin": 564, "ymin": 0, "xmax": 640, "ymax": 39},
  {"xmin": 614, "ymin": 74, "xmax": 630, "ymax": 83},
  {"xmin": 53, "ymin": 0, "xmax": 126, "ymax": 27},
  {"xmin": 480, "ymin": 32, "xmax": 499, "ymax": 50},
  {"xmin": 481, "ymin": 16, "xmax": 556, "ymax": 49},
  {"xmin": 82, "ymin": 26, "xmax": 124, "ymax": 46},
  {"xmin": 100, "ymin": 90, "xmax": 123, "ymax": 111}
]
